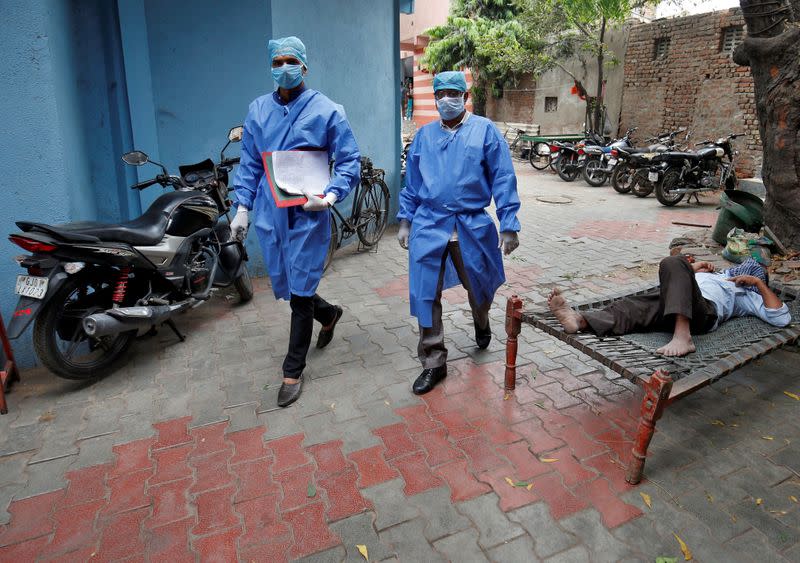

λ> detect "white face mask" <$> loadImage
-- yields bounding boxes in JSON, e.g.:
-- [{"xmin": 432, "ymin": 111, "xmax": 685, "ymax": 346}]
[{"xmin": 436, "ymin": 94, "xmax": 465, "ymax": 120}]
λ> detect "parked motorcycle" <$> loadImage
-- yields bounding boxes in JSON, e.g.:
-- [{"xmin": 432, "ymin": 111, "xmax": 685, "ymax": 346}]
[
  {"xmin": 581, "ymin": 128, "xmax": 637, "ymax": 187},
  {"xmin": 651, "ymin": 134, "xmax": 742, "ymax": 206},
  {"xmin": 612, "ymin": 128, "xmax": 687, "ymax": 195},
  {"xmin": 7, "ymin": 127, "xmax": 250, "ymax": 379},
  {"xmin": 552, "ymin": 131, "xmax": 605, "ymax": 182}
]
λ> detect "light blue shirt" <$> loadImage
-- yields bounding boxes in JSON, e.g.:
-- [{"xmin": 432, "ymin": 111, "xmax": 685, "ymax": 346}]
[{"xmin": 695, "ymin": 273, "xmax": 792, "ymax": 330}]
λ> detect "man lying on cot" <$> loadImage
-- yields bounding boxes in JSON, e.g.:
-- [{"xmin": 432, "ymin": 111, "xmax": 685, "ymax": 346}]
[{"xmin": 548, "ymin": 256, "xmax": 792, "ymax": 357}]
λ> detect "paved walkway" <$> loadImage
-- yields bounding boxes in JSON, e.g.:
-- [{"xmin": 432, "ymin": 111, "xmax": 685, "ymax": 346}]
[{"xmin": 1, "ymin": 166, "xmax": 798, "ymax": 562}]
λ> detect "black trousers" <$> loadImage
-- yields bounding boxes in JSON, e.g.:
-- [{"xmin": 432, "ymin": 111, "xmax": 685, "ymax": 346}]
[
  {"xmin": 282, "ymin": 294, "xmax": 338, "ymax": 378},
  {"xmin": 582, "ymin": 256, "xmax": 718, "ymax": 337}
]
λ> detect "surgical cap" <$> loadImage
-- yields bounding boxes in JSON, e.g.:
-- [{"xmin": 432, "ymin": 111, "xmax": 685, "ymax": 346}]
[
  {"xmin": 268, "ymin": 36, "xmax": 308, "ymax": 68},
  {"xmin": 433, "ymin": 71, "xmax": 467, "ymax": 92}
]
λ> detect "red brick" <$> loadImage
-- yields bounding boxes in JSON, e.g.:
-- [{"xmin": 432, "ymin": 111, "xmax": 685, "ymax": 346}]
[
  {"xmin": 275, "ymin": 464, "xmax": 316, "ymax": 512},
  {"xmin": 149, "ymin": 444, "xmax": 193, "ymax": 485},
  {"xmin": 477, "ymin": 466, "xmax": 541, "ymax": 512},
  {"xmin": 0, "ymin": 535, "xmax": 49, "ymax": 561},
  {"xmin": 372, "ymin": 423, "xmax": 419, "ymax": 460},
  {"xmin": 189, "ymin": 421, "xmax": 231, "ymax": 459},
  {"xmin": 44, "ymin": 499, "xmax": 104, "ymax": 558},
  {"xmin": 227, "ymin": 426, "xmax": 268, "ymax": 465},
  {"xmin": 146, "ymin": 478, "xmax": 192, "ymax": 530},
  {"xmin": 318, "ymin": 469, "xmax": 372, "ymax": 522},
  {"xmin": 576, "ymin": 478, "xmax": 642, "ymax": 528},
  {"xmin": 347, "ymin": 446, "xmax": 398, "ymax": 489},
  {"xmin": 152, "ymin": 417, "xmax": 192, "ymax": 450},
  {"xmin": 308, "ymin": 440, "xmax": 351, "ymax": 479},
  {"xmin": 240, "ymin": 538, "xmax": 292, "ymax": 563},
  {"xmin": 457, "ymin": 435, "xmax": 505, "ymax": 473},
  {"xmin": 146, "ymin": 518, "xmax": 194, "ymax": 563},
  {"xmin": 415, "ymin": 428, "xmax": 463, "ymax": 468},
  {"xmin": 532, "ymin": 473, "xmax": 590, "ymax": 520},
  {"xmin": 496, "ymin": 442, "xmax": 553, "ymax": 481},
  {"xmin": 389, "ymin": 452, "xmax": 443, "ymax": 496},
  {"xmin": 104, "ymin": 468, "xmax": 151, "ymax": 515},
  {"xmin": 110, "ymin": 438, "xmax": 154, "ymax": 478},
  {"xmin": 96, "ymin": 507, "xmax": 147, "ymax": 561},
  {"xmin": 236, "ymin": 494, "xmax": 290, "ymax": 548},
  {"xmin": 189, "ymin": 449, "xmax": 234, "ymax": 494},
  {"xmin": 473, "ymin": 416, "xmax": 524, "ymax": 445},
  {"xmin": 191, "ymin": 526, "xmax": 242, "ymax": 562},
  {"xmin": 266, "ymin": 433, "xmax": 309, "ymax": 473},
  {"xmin": 59, "ymin": 464, "xmax": 110, "ymax": 508},
  {"xmin": 284, "ymin": 503, "xmax": 340, "ymax": 560},
  {"xmin": 232, "ymin": 457, "xmax": 279, "ymax": 504},
  {"xmin": 0, "ymin": 490, "xmax": 62, "ymax": 546},
  {"xmin": 433, "ymin": 410, "xmax": 479, "ymax": 440},
  {"xmin": 395, "ymin": 405, "xmax": 442, "ymax": 434},
  {"xmin": 435, "ymin": 460, "xmax": 491, "ymax": 502},
  {"xmin": 192, "ymin": 486, "xmax": 239, "ymax": 536},
  {"xmin": 510, "ymin": 420, "xmax": 566, "ymax": 455}
]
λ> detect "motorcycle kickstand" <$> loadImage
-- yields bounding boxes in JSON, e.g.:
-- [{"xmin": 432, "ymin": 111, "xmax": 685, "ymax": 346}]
[{"xmin": 165, "ymin": 319, "xmax": 186, "ymax": 342}]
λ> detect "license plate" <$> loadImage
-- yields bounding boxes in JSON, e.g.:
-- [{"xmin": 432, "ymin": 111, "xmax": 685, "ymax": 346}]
[
  {"xmin": 578, "ymin": 155, "xmax": 586, "ymax": 161},
  {"xmin": 15, "ymin": 275, "xmax": 49, "ymax": 300},
  {"xmin": 648, "ymin": 171, "xmax": 659, "ymax": 182},
  {"xmin": 608, "ymin": 158, "xmax": 617, "ymax": 166}
]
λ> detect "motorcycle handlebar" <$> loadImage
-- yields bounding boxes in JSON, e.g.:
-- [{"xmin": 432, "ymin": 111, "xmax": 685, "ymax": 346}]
[{"xmin": 131, "ymin": 178, "xmax": 160, "ymax": 190}]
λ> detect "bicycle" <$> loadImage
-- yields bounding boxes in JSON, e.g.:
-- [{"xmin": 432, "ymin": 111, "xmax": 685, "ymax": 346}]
[
  {"xmin": 324, "ymin": 156, "xmax": 390, "ymax": 271},
  {"xmin": 503, "ymin": 127, "xmax": 531, "ymax": 162}
]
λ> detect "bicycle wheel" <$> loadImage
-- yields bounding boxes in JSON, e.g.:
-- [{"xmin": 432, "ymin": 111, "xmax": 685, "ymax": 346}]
[
  {"xmin": 356, "ymin": 178, "xmax": 390, "ymax": 247},
  {"xmin": 324, "ymin": 211, "xmax": 338, "ymax": 272},
  {"xmin": 529, "ymin": 142, "xmax": 552, "ymax": 170}
]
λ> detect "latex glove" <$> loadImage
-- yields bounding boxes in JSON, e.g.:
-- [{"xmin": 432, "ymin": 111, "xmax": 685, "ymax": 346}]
[
  {"xmin": 230, "ymin": 206, "xmax": 249, "ymax": 242},
  {"xmin": 302, "ymin": 191, "xmax": 337, "ymax": 211},
  {"xmin": 397, "ymin": 219, "xmax": 411, "ymax": 250},
  {"xmin": 499, "ymin": 231, "xmax": 519, "ymax": 256}
]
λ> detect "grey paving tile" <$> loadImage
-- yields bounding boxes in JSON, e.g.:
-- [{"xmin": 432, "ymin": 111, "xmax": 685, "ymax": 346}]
[
  {"xmin": 507, "ymin": 502, "xmax": 579, "ymax": 558},
  {"xmin": 379, "ymin": 518, "xmax": 446, "ymax": 563},
  {"xmin": 406, "ymin": 486, "xmax": 472, "ymax": 542},
  {"xmin": 330, "ymin": 511, "xmax": 394, "ymax": 562},
  {"xmin": 432, "ymin": 528, "xmax": 488, "ymax": 563},
  {"xmin": 457, "ymin": 493, "xmax": 525, "ymax": 549},
  {"xmin": 361, "ymin": 479, "xmax": 419, "ymax": 531}
]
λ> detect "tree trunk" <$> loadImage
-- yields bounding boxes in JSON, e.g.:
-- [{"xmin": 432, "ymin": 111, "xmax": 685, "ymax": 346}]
[
  {"xmin": 735, "ymin": 0, "xmax": 800, "ymax": 249},
  {"xmin": 593, "ymin": 16, "xmax": 607, "ymax": 135}
]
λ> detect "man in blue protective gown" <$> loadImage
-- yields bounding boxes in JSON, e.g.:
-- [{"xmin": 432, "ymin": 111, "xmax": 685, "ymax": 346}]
[
  {"xmin": 397, "ymin": 71, "xmax": 521, "ymax": 395},
  {"xmin": 230, "ymin": 36, "xmax": 360, "ymax": 407}
]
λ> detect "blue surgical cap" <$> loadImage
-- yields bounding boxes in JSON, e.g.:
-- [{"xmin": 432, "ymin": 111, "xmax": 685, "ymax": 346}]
[
  {"xmin": 268, "ymin": 36, "xmax": 308, "ymax": 68},
  {"xmin": 433, "ymin": 71, "xmax": 467, "ymax": 92}
]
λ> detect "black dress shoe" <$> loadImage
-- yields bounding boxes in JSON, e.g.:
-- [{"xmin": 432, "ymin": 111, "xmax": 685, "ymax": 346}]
[
  {"xmin": 475, "ymin": 321, "xmax": 492, "ymax": 349},
  {"xmin": 316, "ymin": 306, "xmax": 343, "ymax": 349},
  {"xmin": 412, "ymin": 365, "xmax": 447, "ymax": 395},
  {"xmin": 277, "ymin": 376, "xmax": 304, "ymax": 407}
]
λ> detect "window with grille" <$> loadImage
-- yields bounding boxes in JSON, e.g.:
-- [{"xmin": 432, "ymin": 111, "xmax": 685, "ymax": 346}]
[
  {"xmin": 721, "ymin": 26, "xmax": 744, "ymax": 54},
  {"xmin": 544, "ymin": 97, "xmax": 558, "ymax": 113},
  {"xmin": 653, "ymin": 37, "xmax": 669, "ymax": 60}
]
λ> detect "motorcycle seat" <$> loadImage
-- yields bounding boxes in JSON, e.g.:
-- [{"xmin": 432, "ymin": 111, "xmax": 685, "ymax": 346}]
[{"xmin": 17, "ymin": 191, "xmax": 200, "ymax": 246}]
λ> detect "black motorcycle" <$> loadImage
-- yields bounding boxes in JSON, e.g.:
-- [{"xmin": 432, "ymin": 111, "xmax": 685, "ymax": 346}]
[
  {"xmin": 651, "ymin": 134, "xmax": 742, "ymax": 206},
  {"xmin": 581, "ymin": 128, "xmax": 637, "ymax": 187},
  {"xmin": 612, "ymin": 129, "xmax": 688, "ymax": 195},
  {"xmin": 552, "ymin": 131, "xmax": 604, "ymax": 182},
  {"xmin": 7, "ymin": 127, "xmax": 250, "ymax": 379}
]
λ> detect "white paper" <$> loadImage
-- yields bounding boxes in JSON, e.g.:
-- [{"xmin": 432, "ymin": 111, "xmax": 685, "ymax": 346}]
[{"xmin": 272, "ymin": 150, "xmax": 330, "ymax": 196}]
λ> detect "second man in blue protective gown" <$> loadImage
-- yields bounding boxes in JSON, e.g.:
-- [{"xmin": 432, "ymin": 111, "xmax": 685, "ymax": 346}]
[
  {"xmin": 230, "ymin": 36, "xmax": 361, "ymax": 407},
  {"xmin": 397, "ymin": 70, "xmax": 521, "ymax": 395}
]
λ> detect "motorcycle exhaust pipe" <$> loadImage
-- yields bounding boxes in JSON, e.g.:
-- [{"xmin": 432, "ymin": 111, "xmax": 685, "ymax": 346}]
[{"xmin": 83, "ymin": 302, "xmax": 194, "ymax": 338}]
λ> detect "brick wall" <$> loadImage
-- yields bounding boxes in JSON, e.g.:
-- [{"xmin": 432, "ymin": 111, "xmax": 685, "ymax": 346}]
[
  {"xmin": 620, "ymin": 8, "xmax": 761, "ymax": 178},
  {"xmin": 411, "ymin": 45, "xmax": 474, "ymax": 128},
  {"xmin": 485, "ymin": 75, "xmax": 537, "ymax": 125}
]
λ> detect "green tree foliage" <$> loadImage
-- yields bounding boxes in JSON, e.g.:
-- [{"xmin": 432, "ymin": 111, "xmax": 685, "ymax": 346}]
[{"xmin": 422, "ymin": 0, "xmax": 548, "ymax": 115}]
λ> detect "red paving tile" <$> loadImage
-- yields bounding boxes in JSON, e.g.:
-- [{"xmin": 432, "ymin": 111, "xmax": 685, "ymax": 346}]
[
  {"xmin": 227, "ymin": 426, "xmax": 268, "ymax": 465},
  {"xmin": 191, "ymin": 526, "xmax": 242, "ymax": 562},
  {"xmin": 149, "ymin": 444, "xmax": 193, "ymax": 485},
  {"xmin": 495, "ymin": 441, "xmax": 553, "ymax": 481},
  {"xmin": 192, "ymin": 486, "xmax": 239, "ymax": 536},
  {"xmin": 549, "ymin": 424, "xmax": 610, "ymax": 460},
  {"xmin": 416, "ymin": 428, "xmax": 463, "ymax": 467},
  {"xmin": 267, "ymin": 433, "xmax": 310, "ymax": 473},
  {"xmin": 594, "ymin": 428, "xmax": 636, "ymax": 461},
  {"xmin": 275, "ymin": 464, "xmax": 317, "ymax": 512},
  {"xmin": 473, "ymin": 416, "xmax": 524, "ymax": 445},
  {"xmin": 478, "ymin": 466, "xmax": 541, "ymax": 512},
  {"xmin": 189, "ymin": 449, "xmax": 234, "ymax": 494},
  {"xmin": 240, "ymin": 539, "xmax": 292, "ymax": 563},
  {"xmin": 347, "ymin": 446, "xmax": 399, "ymax": 488},
  {"xmin": 435, "ymin": 459, "xmax": 491, "ymax": 502},
  {"xmin": 59, "ymin": 464, "xmax": 109, "ymax": 508},
  {"xmin": 457, "ymin": 435, "xmax": 506, "ymax": 473},
  {"xmin": 236, "ymin": 494, "xmax": 290, "ymax": 548},
  {"xmin": 43, "ymin": 499, "xmax": 104, "ymax": 558},
  {"xmin": 308, "ymin": 440, "xmax": 351, "ymax": 478},
  {"xmin": 0, "ymin": 536, "xmax": 50, "ymax": 561},
  {"xmin": 372, "ymin": 423, "xmax": 419, "ymax": 460},
  {"xmin": 0, "ymin": 490, "xmax": 62, "ymax": 546},
  {"xmin": 95, "ymin": 507, "xmax": 148, "ymax": 561},
  {"xmin": 433, "ymin": 410, "xmax": 480, "ymax": 440},
  {"xmin": 152, "ymin": 416, "xmax": 192, "ymax": 450},
  {"xmin": 232, "ymin": 457, "xmax": 279, "ymax": 503},
  {"xmin": 318, "ymin": 469, "xmax": 372, "ymax": 521},
  {"xmin": 547, "ymin": 447, "xmax": 599, "ymax": 487},
  {"xmin": 283, "ymin": 503, "xmax": 340, "ymax": 560},
  {"xmin": 577, "ymin": 477, "xmax": 643, "ymax": 528},
  {"xmin": 583, "ymin": 453, "xmax": 639, "ymax": 494},
  {"xmin": 390, "ymin": 452, "xmax": 443, "ymax": 496},
  {"xmin": 510, "ymin": 419, "xmax": 566, "ymax": 455},
  {"xmin": 395, "ymin": 404, "xmax": 442, "ymax": 434},
  {"xmin": 146, "ymin": 478, "xmax": 193, "ymax": 530},
  {"xmin": 189, "ymin": 421, "xmax": 231, "ymax": 458},
  {"xmin": 532, "ymin": 473, "xmax": 590, "ymax": 520},
  {"xmin": 109, "ymin": 437, "xmax": 154, "ymax": 478},
  {"xmin": 104, "ymin": 468, "xmax": 151, "ymax": 515},
  {"xmin": 146, "ymin": 518, "xmax": 195, "ymax": 562}
]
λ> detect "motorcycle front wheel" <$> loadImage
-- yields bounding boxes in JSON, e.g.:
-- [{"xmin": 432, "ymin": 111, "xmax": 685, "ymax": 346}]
[
  {"xmin": 655, "ymin": 169, "xmax": 686, "ymax": 206},
  {"xmin": 557, "ymin": 155, "xmax": 580, "ymax": 182},
  {"xmin": 33, "ymin": 275, "xmax": 135, "ymax": 380},
  {"xmin": 611, "ymin": 163, "xmax": 633, "ymax": 193},
  {"xmin": 582, "ymin": 158, "xmax": 607, "ymax": 187}
]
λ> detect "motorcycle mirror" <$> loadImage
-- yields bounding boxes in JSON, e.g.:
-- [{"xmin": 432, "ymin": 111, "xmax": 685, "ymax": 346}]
[
  {"xmin": 228, "ymin": 126, "xmax": 244, "ymax": 143},
  {"xmin": 122, "ymin": 151, "xmax": 149, "ymax": 166}
]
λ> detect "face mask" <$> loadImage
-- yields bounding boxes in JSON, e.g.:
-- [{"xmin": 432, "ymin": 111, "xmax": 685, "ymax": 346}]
[
  {"xmin": 272, "ymin": 63, "xmax": 304, "ymax": 89},
  {"xmin": 436, "ymin": 94, "xmax": 465, "ymax": 121}
]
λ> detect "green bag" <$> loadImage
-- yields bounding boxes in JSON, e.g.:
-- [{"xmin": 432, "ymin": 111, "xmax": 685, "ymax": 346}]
[{"xmin": 722, "ymin": 227, "xmax": 772, "ymax": 266}]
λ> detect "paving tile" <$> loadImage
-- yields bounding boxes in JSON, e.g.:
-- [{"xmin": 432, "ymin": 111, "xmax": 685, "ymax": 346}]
[
  {"xmin": 95, "ymin": 507, "xmax": 148, "ymax": 560},
  {"xmin": 406, "ymin": 486, "xmax": 471, "ymax": 542},
  {"xmin": 507, "ymin": 502, "xmax": 579, "ymax": 559},
  {"xmin": 0, "ymin": 489, "xmax": 62, "ymax": 547},
  {"xmin": 43, "ymin": 498, "xmax": 104, "ymax": 558},
  {"xmin": 558, "ymin": 509, "xmax": 639, "ymax": 562},
  {"xmin": 191, "ymin": 526, "xmax": 241, "ymax": 562},
  {"xmin": 435, "ymin": 459, "xmax": 491, "ymax": 503},
  {"xmin": 347, "ymin": 446, "xmax": 399, "ymax": 489},
  {"xmin": 318, "ymin": 469, "xmax": 372, "ymax": 522},
  {"xmin": 432, "ymin": 528, "xmax": 489, "ymax": 563},
  {"xmin": 389, "ymin": 451, "xmax": 443, "ymax": 496},
  {"xmin": 457, "ymin": 493, "xmax": 525, "ymax": 549},
  {"xmin": 372, "ymin": 423, "xmax": 419, "ymax": 461},
  {"xmin": 231, "ymin": 457, "xmax": 279, "ymax": 503},
  {"xmin": 329, "ymin": 511, "xmax": 394, "ymax": 562},
  {"xmin": 236, "ymin": 493, "xmax": 289, "ymax": 548},
  {"xmin": 486, "ymin": 533, "xmax": 540, "ymax": 562},
  {"xmin": 360, "ymin": 479, "xmax": 419, "ymax": 531},
  {"xmin": 284, "ymin": 502, "xmax": 341, "ymax": 560},
  {"xmin": 379, "ymin": 518, "xmax": 446, "ymax": 562}
]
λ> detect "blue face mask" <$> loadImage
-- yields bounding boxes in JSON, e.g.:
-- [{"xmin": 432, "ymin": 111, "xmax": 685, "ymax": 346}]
[
  {"xmin": 272, "ymin": 63, "xmax": 304, "ymax": 89},
  {"xmin": 436, "ymin": 94, "xmax": 465, "ymax": 121}
]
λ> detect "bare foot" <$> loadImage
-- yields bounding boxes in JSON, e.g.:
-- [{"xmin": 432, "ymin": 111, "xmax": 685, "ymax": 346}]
[
  {"xmin": 547, "ymin": 288, "xmax": 586, "ymax": 334},
  {"xmin": 656, "ymin": 336, "xmax": 696, "ymax": 357}
]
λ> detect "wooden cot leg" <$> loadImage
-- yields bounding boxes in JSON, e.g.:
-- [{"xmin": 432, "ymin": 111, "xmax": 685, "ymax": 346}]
[
  {"xmin": 504, "ymin": 296, "xmax": 523, "ymax": 391},
  {"xmin": 626, "ymin": 370, "xmax": 673, "ymax": 485}
]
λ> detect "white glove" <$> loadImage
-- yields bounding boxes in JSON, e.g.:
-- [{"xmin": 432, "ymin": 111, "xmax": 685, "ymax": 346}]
[
  {"xmin": 499, "ymin": 231, "xmax": 519, "ymax": 255},
  {"xmin": 302, "ymin": 191, "xmax": 337, "ymax": 211},
  {"xmin": 230, "ymin": 206, "xmax": 249, "ymax": 242},
  {"xmin": 397, "ymin": 220, "xmax": 411, "ymax": 250}
]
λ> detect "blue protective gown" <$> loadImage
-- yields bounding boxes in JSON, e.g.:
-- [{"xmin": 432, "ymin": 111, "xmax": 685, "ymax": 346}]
[
  {"xmin": 397, "ymin": 114, "xmax": 520, "ymax": 328},
  {"xmin": 233, "ymin": 88, "xmax": 360, "ymax": 300}
]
